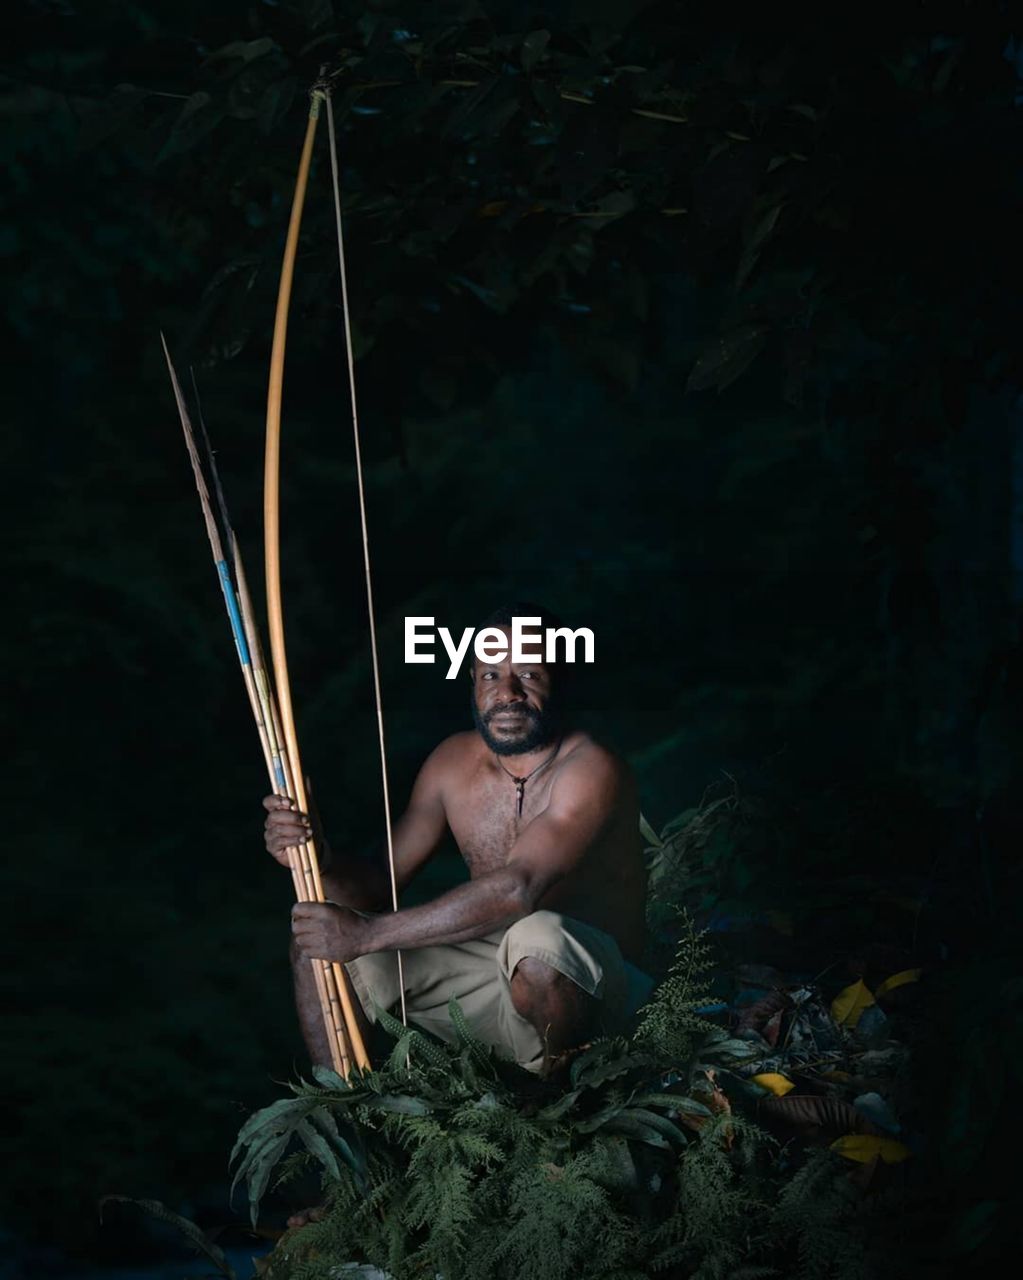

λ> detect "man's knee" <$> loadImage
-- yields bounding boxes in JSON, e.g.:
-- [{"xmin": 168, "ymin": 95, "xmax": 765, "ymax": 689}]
[
  {"xmin": 509, "ymin": 955, "xmax": 599, "ymax": 1031},
  {"xmin": 509, "ymin": 955, "xmax": 563, "ymax": 1015},
  {"xmin": 501, "ymin": 911, "xmax": 604, "ymax": 1002}
]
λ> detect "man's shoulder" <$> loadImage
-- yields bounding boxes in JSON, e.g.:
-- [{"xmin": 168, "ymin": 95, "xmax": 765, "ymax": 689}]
[
  {"xmin": 557, "ymin": 732, "xmax": 634, "ymax": 792},
  {"xmin": 422, "ymin": 731, "xmax": 481, "ymax": 774}
]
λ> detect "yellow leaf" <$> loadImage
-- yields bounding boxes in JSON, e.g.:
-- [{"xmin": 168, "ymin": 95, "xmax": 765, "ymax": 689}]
[
  {"xmin": 874, "ymin": 968, "xmax": 922, "ymax": 998},
  {"xmin": 831, "ymin": 979, "xmax": 875, "ymax": 1027},
  {"xmin": 751, "ymin": 1073, "xmax": 795, "ymax": 1096},
  {"xmin": 830, "ymin": 1134, "xmax": 911, "ymax": 1164}
]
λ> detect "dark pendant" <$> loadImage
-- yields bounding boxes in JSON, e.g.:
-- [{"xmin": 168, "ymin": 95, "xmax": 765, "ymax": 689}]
[{"xmin": 515, "ymin": 780, "xmax": 525, "ymax": 816}]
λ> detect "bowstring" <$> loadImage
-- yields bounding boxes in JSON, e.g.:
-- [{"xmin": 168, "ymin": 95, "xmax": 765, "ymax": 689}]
[{"xmin": 320, "ymin": 86, "xmax": 408, "ymax": 1027}]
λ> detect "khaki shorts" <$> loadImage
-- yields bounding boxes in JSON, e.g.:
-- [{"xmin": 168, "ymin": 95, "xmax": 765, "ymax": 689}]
[{"xmin": 345, "ymin": 910, "xmax": 630, "ymax": 1072}]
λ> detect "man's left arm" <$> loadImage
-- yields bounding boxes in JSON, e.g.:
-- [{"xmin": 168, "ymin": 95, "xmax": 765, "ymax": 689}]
[{"xmin": 291, "ymin": 752, "xmax": 623, "ymax": 963}]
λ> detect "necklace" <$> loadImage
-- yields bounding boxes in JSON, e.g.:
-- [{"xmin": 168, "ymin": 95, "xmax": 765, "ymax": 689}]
[{"xmin": 495, "ymin": 737, "xmax": 563, "ymax": 817}]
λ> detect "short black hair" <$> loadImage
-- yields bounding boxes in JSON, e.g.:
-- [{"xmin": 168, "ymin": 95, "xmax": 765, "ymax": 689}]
[
  {"xmin": 468, "ymin": 601, "xmax": 572, "ymax": 686},
  {"xmin": 474, "ymin": 600, "xmax": 566, "ymax": 636}
]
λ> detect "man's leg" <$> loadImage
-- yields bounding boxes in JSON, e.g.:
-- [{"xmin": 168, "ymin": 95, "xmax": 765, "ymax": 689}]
[
  {"xmin": 509, "ymin": 956, "xmax": 600, "ymax": 1059},
  {"xmin": 289, "ymin": 937, "xmax": 372, "ymax": 1069},
  {"xmin": 496, "ymin": 911, "xmax": 630, "ymax": 1071}
]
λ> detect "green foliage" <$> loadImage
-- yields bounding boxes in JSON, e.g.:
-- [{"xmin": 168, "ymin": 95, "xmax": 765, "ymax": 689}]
[
  {"xmin": 231, "ymin": 931, "xmax": 896, "ymax": 1280},
  {"xmin": 642, "ymin": 784, "xmax": 784, "ymax": 953},
  {"xmin": 230, "ymin": 1089, "xmax": 367, "ymax": 1225},
  {"xmin": 634, "ymin": 910, "xmax": 717, "ymax": 1061},
  {"xmin": 772, "ymin": 1153, "xmax": 884, "ymax": 1280}
]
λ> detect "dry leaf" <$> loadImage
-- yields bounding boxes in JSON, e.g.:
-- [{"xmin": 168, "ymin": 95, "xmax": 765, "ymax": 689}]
[
  {"xmin": 763, "ymin": 1009, "xmax": 784, "ymax": 1046},
  {"xmin": 831, "ymin": 979, "xmax": 875, "ymax": 1027},
  {"xmin": 759, "ymin": 1094, "xmax": 877, "ymax": 1140},
  {"xmin": 874, "ymin": 968, "xmax": 922, "ymax": 998},
  {"xmin": 736, "ymin": 989, "xmax": 788, "ymax": 1035},
  {"xmin": 830, "ymin": 1134, "xmax": 911, "ymax": 1164},
  {"xmin": 751, "ymin": 1073, "xmax": 795, "ymax": 1097}
]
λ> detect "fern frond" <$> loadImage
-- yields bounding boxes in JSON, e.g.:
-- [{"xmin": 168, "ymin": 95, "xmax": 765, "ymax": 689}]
[{"xmin": 98, "ymin": 1198, "xmax": 235, "ymax": 1279}]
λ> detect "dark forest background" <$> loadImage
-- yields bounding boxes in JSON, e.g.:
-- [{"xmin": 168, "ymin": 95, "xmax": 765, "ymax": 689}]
[{"xmin": 3, "ymin": 3, "xmax": 1022, "ymax": 1275}]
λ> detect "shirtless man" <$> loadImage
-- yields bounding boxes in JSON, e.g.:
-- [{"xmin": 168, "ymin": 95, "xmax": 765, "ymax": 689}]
[{"xmin": 263, "ymin": 604, "xmax": 647, "ymax": 1078}]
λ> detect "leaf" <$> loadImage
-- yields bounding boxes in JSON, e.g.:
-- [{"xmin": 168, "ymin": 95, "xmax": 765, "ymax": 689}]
[
  {"xmin": 443, "ymin": 76, "xmax": 519, "ymax": 141},
  {"xmin": 575, "ymin": 1101, "xmax": 627, "ymax": 1134},
  {"xmin": 686, "ymin": 326, "xmax": 768, "ymax": 393},
  {"xmin": 639, "ymin": 813, "xmax": 664, "ymax": 849},
  {"xmin": 287, "ymin": 0, "xmax": 334, "ymax": 33},
  {"xmin": 227, "ymin": 58, "xmax": 286, "ymax": 121},
  {"xmin": 750, "ymin": 1073, "xmax": 795, "ymax": 1097},
  {"xmin": 375, "ymin": 1001, "xmax": 451, "ymax": 1070},
  {"xmin": 312, "ymin": 1064, "xmax": 352, "ymax": 1091},
  {"xmin": 536, "ymin": 1089, "xmax": 583, "ymax": 1123},
  {"xmin": 448, "ymin": 996, "xmax": 493, "ymax": 1074},
  {"xmin": 578, "ymin": 190, "xmax": 636, "ymax": 229},
  {"xmin": 629, "ymin": 1093, "xmax": 713, "ymax": 1119},
  {"xmin": 830, "ymin": 979, "xmax": 875, "ymax": 1028},
  {"xmin": 387, "ymin": 1029, "xmax": 417, "ymax": 1072},
  {"xmin": 228, "ymin": 1092, "xmax": 367, "ymax": 1224},
  {"xmin": 230, "ymin": 1125, "xmax": 290, "ymax": 1199},
  {"xmin": 230, "ymin": 1096, "xmax": 309, "ymax": 1163},
  {"xmin": 159, "ymin": 91, "xmax": 226, "ymax": 161},
  {"xmin": 759, "ymin": 1095, "xmax": 877, "ymax": 1138},
  {"xmin": 572, "ymin": 1048, "xmax": 656, "ymax": 1089},
  {"xmin": 701, "ymin": 1037, "xmax": 761, "ymax": 1063},
  {"xmin": 874, "ymin": 968, "xmax": 922, "ymax": 998},
  {"xmin": 616, "ymin": 1107, "xmax": 689, "ymax": 1146},
  {"xmin": 603, "ymin": 1113, "xmax": 671, "ymax": 1148},
  {"xmin": 99, "ymin": 1199, "xmax": 235, "ymax": 1278},
  {"xmin": 295, "ymin": 1116, "xmax": 341, "ymax": 1181},
  {"xmin": 244, "ymin": 1132, "xmax": 292, "ymax": 1225},
  {"xmin": 522, "ymin": 29, "xmax": 551, "ymax": 73},
  {"xmin": 206, "ymin": 38, "xmax": 276, "ymax": 63},
  {"xmin": 830, "ymin": 1134, "xmax": 910, "ymax": 1164},
  {"xmin": 307, "ymin": 1108, "xmax": 366, "ymax": 1184},
  {"xmin": 591, "ymin": 1135, "xmax": 642, "ymax": 1193},
  {"xmin": 736, "ymin": 202, "xmax": 784, "ymax": 289},
  {"xmin": 736, "ymin": 990, "xmax": 787, "ymax": 1034},
  {"xmin": 367, "ymin": 1093, "xmax": 433, "ymax": 1116},
  {"xmin": 762, "ymin": 1009, "xmax": 784, "ymax": 1045}
]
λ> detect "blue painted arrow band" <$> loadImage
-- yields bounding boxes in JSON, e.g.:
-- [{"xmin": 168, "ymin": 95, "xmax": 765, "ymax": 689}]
[{"xmin": 217, "ymin": 560, "xmax": 252, "ymax": 667}]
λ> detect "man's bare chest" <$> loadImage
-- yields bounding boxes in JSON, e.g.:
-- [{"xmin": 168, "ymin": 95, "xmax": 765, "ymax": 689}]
[{"xmin": 446, "ymin": 771, "xmax": 554, "ymax": 875}]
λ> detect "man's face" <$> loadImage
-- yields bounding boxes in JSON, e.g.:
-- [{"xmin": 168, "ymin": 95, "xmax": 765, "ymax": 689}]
[{"xmin": 471, "ymin": 627, "xmax": 560, "ymax": 756}]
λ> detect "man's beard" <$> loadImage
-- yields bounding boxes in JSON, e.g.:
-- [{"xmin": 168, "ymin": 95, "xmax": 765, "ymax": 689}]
[{"xmin": 471, "ymin": 696, "xmax": 561, "ymax": 757}]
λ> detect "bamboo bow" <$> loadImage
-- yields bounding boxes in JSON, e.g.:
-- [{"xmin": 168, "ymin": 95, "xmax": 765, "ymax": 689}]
[
  {"xmin": 264, "ymin": 91, "xmax": 370, "ymax": 1074},
  {"xmin": 168, "ymin": 83, "xmax": 401, "ymax": 1078}
]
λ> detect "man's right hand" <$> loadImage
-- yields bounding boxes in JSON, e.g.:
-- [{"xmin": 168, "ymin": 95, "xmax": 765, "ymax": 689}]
[{"xmin": 263, "ymin": 794, "xmax": 314, "ymax": 867}]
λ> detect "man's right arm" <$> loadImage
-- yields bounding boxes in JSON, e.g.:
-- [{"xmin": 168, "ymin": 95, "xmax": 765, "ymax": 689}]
[{"xmin": 262, "ymin": 740, "xmax": 453, "ymax": 912}]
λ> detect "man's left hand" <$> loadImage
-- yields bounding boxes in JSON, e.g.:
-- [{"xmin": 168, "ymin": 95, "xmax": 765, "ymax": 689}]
[{"xmin": 291, "ymin": 902, "xmax": 372, "ymax": 963}]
